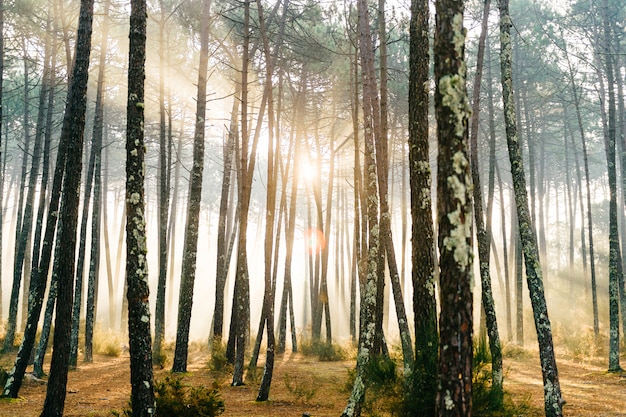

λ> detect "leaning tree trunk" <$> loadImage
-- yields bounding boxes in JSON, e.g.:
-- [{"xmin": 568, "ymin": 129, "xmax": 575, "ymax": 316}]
[
  {"xmin": 40, "ymin": 0, "xmax": 95, "ymax": 413},
  {"xmin": 2, "ymin": 23, "xmax": 55, "ymax": 397},
  {"xmin": 4, "ymin": 47, "xmax": 32, "ymax": 353},
  {"xmin": 433, "ymin": 0, "xmax": 473, "ymax": 415},
  {"xmin": 69, "ymin": 112, "xmax": 97, "ymax": 368},
  {"xmin": 171, "ymin": 0, "xmax": 211, "ymax": 374},
  {"xmin": 377, "ymin": 0, "xmax": 414, "ymax": 374},
  {"xmin": 84, "ymin": 0, "xmax": 109, "ymax": 363},
  {"xmin": 125, "ymin": 0, "xmax": 156, "ymax": 414},
  {"xmin": 409, "ymin": 0, "xmax": 438, "ymax": 412},
  {"xmin": 499, "ymin": 0, "xmax": 563, "ymax": 414},
  {"xmin": 468, "ymin": 0, "xmax": 503, "ymax": 401}
]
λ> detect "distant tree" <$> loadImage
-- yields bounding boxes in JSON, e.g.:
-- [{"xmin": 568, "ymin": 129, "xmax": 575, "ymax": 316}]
[
  {"xmin": 499, "ymin": 0, "xmax": 563, "ymax": 414},
  {"xmin": 4, "ymin": 42, "xmax": 32, "ymax": 353},
  {"xmin": 433, "ymin": 0, "xmax": 473, "ymax": 414},
  {"xmin": 40, "ymin": 0, "xmax": 95, "ymax": 413},
  {"xmin": 409, "ymin": 0, "xmax": 438, "ymax": 411},
  {"xmin": 2, "ymin": 14, "xmax": 55, "ymax": 397},
  {"xmin": 153, "ymin": 0, "xmax": 171, "ymax": 365},
  {"xmin": 172, "ymin": 0, "xmax": 211, "ymax": 373},
  {"xmin": 124, "ymin": 0, "xmax": 156, "ymax": 414}
]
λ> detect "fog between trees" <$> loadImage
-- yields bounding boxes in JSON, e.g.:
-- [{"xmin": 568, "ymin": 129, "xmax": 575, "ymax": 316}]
[{"xmin": 0, "ymin": 0, "xmax": 623, "ymax": 415}]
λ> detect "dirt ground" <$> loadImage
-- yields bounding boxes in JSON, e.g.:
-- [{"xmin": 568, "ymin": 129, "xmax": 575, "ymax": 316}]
[{"xmin": 1, "ymin": 344, "xmax": 626, "ymax": 416}]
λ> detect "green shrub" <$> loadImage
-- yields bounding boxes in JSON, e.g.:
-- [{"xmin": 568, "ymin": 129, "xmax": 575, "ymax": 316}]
[
  {"xmin": 112, "ymin": 376, "xmax": 225, "ymax": 417},
  {"xmin": 155, "ymin": 376, "xmax": 225, "ymax": 417},
  {"xmin": 300, "ymin": 338, "xmax": 346, "ymax": 361},
  {"xmin": 209, "ymin": 341, "xmax": 231, "ymax": 373}
]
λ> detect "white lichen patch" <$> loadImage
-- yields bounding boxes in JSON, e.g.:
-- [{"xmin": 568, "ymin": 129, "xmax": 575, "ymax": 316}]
[
  {"xmin": 444, "ymin": 389, "xmax": 455, "ymax": 410},
  {"xmin": 443, "ymin": 208, "xmax": 472, "ymax": 271},
  {"xmin": 439, "ymin": 74, "xmax": 471, "ymax": 137},
  {"xmin": 452, "ymin": 13, "xmax": 466, "ymax": 60},
  {"xmin": 129, "ymin": 192, "xmax": 141, "ymax": 205}
]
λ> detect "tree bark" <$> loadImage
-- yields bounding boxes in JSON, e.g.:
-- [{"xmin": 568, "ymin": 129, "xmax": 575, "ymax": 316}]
[
  {"xmin": 124, "ymin": 0, "xmax": 156, "ymax": 414},
  {"xmin": 499, "ymin": 0, "xmax": 563, "ymax": 414},
  {"xmin": 342, "ymin": 1, "xmax": 380, "ymax": 414},
  {"xmin": 433, "ymin": 0, "xmax": 474, "ymax": 414},
  {"xmin": 172, "ymin": 0, "xmax": 211, "ymax": 373},
  {"xmin": 409, "ymin": 0, "xmax": 438, "ymax": 412},
  {"xmin": 40, "ymin": 0, "xmax": 95, "ymax": 413},
  {"xmin": 468, "ymin": 0, "xmax": 503, "ymax": 401}
]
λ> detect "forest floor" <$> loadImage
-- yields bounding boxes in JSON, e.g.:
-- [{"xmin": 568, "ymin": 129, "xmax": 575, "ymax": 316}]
[{"xmin": 0, "ymin": 341, "xmax": 625, "ymax": 416}]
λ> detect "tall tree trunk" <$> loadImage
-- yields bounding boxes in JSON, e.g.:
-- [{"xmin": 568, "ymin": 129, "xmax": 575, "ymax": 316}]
[
  {"xmin": 84, "ymin": 0, "xmax": 109, "ymax": 361},
  {"xmin": 213, "ymin": 94, "xmax": 238, "ymax": 346},
  {"xmin": 2, "ymin": 19, "xmax": 56, "ymax": 397},
  {"xmin": 598, "ymin": 0, "xmax": 622, "ymax": 373},
  {"xmin": 409, "ymin": 0, "xmax": 438, "ymax": 412},
  {"xmin": 255, "ymin": 0, "xmax": 280, "ymax": 400},
  {"xmin": 172, "ymin": 0, "xmax": 211, "ymax": 373},
  {"xmin": 377, "ymin": 0, "xmax": 413, "ymax": 372},
  {"xmin": 469, "ymin": 0, "xmax": 503, "ymax": 400},
  {"xmin": 232, "ymin": 0, "xmax": 252, "ymax": 386},
  {"xmin": 125, "ymin": 0, "xmax": 156, "ymax": 414},
  {"xmin": 341, "ymin": 1, "xmax": 381, "ymax": 415},
  {"xmin": 41, "ymin": 0, "xmax": 95, "ymax": 413},
  {"xmin": 4, "ymin": 44, "xmax": 33, "ymax": 352},
  {"xmin": 499, "ymin": 0, "xmax": 563, "ymax": 414},
  {"xmin": 433, "ymin": 0, "xmax": 473, "ymax": 415},
  {"xmin": 69, "ymin": 113, "xmax": 97, "ymax": 368},
  {"xmin": 153, "ymin": 0, "xmax": 170, "ymax": 364}
]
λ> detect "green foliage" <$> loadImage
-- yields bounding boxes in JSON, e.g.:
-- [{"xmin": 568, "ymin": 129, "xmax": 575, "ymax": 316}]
[
  {"xmin": 112, "ymin": 376, "xmax": 225, "ymax": 417},
  {"xmin": 299, "ymin": 339, "xmax": 346, "ymax": 362},
  {"xmin": 366, "ymin": 354, "xmax": 397, "ymax": 389},
  {"xmin": 209, "ymin": 341, "xmax": 232, "ymax": 373},
  {"xmin": 473, "ymin": 344, "xmax": 530, "ymax": 417},
  {"xmin": 154, "ymin": 376, "xmax": 225, "ymax": 417},
  {"xmin": 283, "ymin": 373, "xmax": 317, "ymax": 404}
]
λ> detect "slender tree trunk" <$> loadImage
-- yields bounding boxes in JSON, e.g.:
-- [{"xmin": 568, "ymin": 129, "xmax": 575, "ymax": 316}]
[
  {"xmin": 125, "ymin": 0, "xmax": 156, "ymax": 414},
  {"xmin": 4, "ymin": 45, "xmax": 32, "ymax": 352},
  {"xmin": 40, "ymin": 0, "xmax": 95, "ymax": 413},
  {"xmin": 153, "ymin": 0, "xmax": 170, "ymax": 364},
  {"xmin": 409, "ymin": 0, "xmax": 438, "ymax": 411},
  {"xmin": 2, "ymin": 20, "xmax": 55, "ymax": 397},
  {"xmin": 172, "ymin": 0, "xmax": 211, "ymax": 373},
  {"xmin": 597, "ymin": 0, "xmax": 622, "ymax": 373},
  {"xmin": 469, "ymin": 0, "xmax": 503, "ymax": 400},
  {"xmin": 69, "ymin": 114, "xmax": 97, "ymax": 368},
  {"xmin": 84, "ymin": 1, "xmax": 109, "ymax": 361},
  {"xmin": 499, "ymin": 0, "xmax": 563, "ymax": 413},
  {"xmin": 376, "ymin": 0, "xmax": 413, "ymax": 372},
  {"xmin": 232, "ymin": 0, "xmax": 252, "ymax": 386},
  {"xmin": 341, "ymin": 2, "xmax": 381, "ymax": 415}
]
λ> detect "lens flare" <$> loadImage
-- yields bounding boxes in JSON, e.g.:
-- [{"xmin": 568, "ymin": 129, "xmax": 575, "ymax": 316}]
[{"xmin": 304, "ymin": 228, "xmax": 326, "ymax": 254}]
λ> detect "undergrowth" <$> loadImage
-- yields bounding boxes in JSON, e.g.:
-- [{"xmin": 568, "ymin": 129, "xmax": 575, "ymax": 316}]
[
  {"xmin": 111, "ymin": 375, "xmax": 225, "ymax": 417},
  {"xmin": 300, "ymin": 338, "xmax": 346, "ymax": 361}
]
